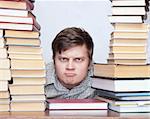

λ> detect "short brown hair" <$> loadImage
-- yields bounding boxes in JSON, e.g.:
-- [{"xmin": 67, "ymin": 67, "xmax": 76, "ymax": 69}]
[{"xmin": 52, "ymin": 27, "xmax": 94, "ymax": 61}]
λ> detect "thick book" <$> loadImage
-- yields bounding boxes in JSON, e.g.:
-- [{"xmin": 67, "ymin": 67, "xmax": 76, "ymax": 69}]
[
  {"xmin": 9, "ymin": 85, "xmax": 45, "ymax": 95},
  {"xmin": 112, "ymin": 0, "xmax": 146, "ymax": 6},
  {"xmin": 11, "ymin": 70, "xmax": 46, "ymax": 77},
  {"xmin": 112, "ymin": 7, "xmax": 146, "ymax": 15},
  {"xmin": 0, "ymin": 59, "xmax": 10, "ymax": 69},
  {"xmin": 107, "ymin": 59, "xmax": 147, "ymax": 65},
  {"xmin": 10, "ymin": 101, "xmax": 45, "ymax": 111},
  {"xmin": 0, "ymin": 104, "xmax": 9, "ymax": 111},
  {"xmin": 92, "ymin": 77, "xmax": 150, "ymax": 92},
  {"xmin": 0, "ymin": 8, "xmax": 34, "ymax": 17},
  {"xmin": 111, "ymin": 32, "xmax": 148, "ymax": 39},
  {"xmin": 11, "ymin": 95, "xmax": 46, "ymax": 102},
  {"xmin": 0, "ymin": 69, "xmax": 11, "ymax": 81},
  {"xmin": 11, "ymin": 59, "xmax": 45, "ymax": 70},
  {"xmin": 108, "ymin": 15, "xmax": 143, "ymax": 23},
  {"xmin": 108, "ymin": 53, "xmax": 147, "ymax": 59},
  {"xmin": 0, "ymin": 22, "xmax": 40, "ymax": 31},
  {"xmin": 0, "ymin": 0, "xmax": 34, "ymax": 10},
  {"xmin": 109, "ymin": 104, "xmax": 150, "ymax": 113},
  {"xmin": 110, "ymin": 38, "xmax": 147, "ymax": 45},
  {"xmin": 4, "ymin": 30, "xmax": 40, "ymax": 38},
  {"xmin": 0, "ymin": 91, "xmax": 9, "ymax": 99},
  {"xmin": 8, "ymin": 46, "xmax": 42, "ymax": 54},
  {"xmin": 109, "ymin": 45, "xmax": 146, "ymax": 53},
  {"xmin": 0, "ymin": 80, "xmax": 8, "ymax": 91},
  {"xmin": 0, "ymin": 38, "xmax": 4, "ymax": 48},
  {"xmin": 12, "ymin": 77, "xmax": 46, "ymax": 85},
  {"xmin": 6, "ymin": 38, "xmax": 40, "ymax": 46},
  {"xmin": 112, "ymin": 23, "xmax": 149, "ymax": 32},
  {"xmin": 8, "ymin": 53, "xmax": 43, "ymax": 60},
  {"xmin": 0, "ymin": 48, "xmax": 7, "ymax": 58},
  {"xmin": 96, "ymin": 89, "xmax": 150, "ymax": 101},
  {"xmin": 47, "ymin": 99, "xmax": 108, "ymax": 110},
  {"xmin": 49, "ymin": 110, "xmax": 108, "ymax": 116},
  {"xmin": 93, "ymin": 63, "xmax": 150, "ymax": 78}
]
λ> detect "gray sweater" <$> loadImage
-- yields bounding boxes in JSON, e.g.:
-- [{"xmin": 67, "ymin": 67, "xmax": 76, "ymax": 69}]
[{"xmin": 45, "ymin": 62, "xmax": 96, "ymax": 99}]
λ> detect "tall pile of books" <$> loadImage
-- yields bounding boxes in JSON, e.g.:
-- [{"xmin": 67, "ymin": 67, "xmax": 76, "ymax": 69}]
[
  {"xmin": 0, "ymin": 0, "xmax": 46, "ymax": 111},
  {"xmin": 0, "ymin": 30, "xmax": 11, "ymax": 111},
  {"xmin": 92, "ymin": 0, "xmax": 150, "ymax": 113}
]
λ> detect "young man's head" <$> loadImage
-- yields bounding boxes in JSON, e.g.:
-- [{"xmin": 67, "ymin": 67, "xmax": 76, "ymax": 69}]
[{"xmin": 52, "ymin": 27, "xmax": 94, "ymax": 89}]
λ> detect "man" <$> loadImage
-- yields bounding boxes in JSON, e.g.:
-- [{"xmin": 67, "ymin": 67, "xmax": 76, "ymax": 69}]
[{"xmin": 45, "ymin": 27, "xmax": 96, "ymax": 99}]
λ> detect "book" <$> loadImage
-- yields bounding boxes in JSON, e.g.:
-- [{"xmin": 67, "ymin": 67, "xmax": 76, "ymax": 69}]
[
  {"xmin": 109, "ymin": 45, "xmax": 146, "ymax": 53},
  {"xmin": 11, "ymin": 70, "xmax": 46, "ymax": 77},
  {"xmin": 0, "ymin": 8, "xmax": 34, "ymax": 17},
  {"xmin": 6, "ymin": 38, "xmax": 40, "ymax": 46},
  {"xmin": 11, "ymin": 95, "xmax": 46, "ymax": 102},
  {"xmin": 111, "ymin": 32, "xmax": 148, "ymax": 39},
  {"xmin": 0, "ymin": 69, "xmax": 11, "ymax": 80},
  {"xmin": 0, "ymin": 38, "xmax": 4, "ymax": 48},
  {"xmin": 109, "ymin": 104, "xmax": 150, "ymax": 113},
  {"xmin": 0, "ymin": 0, "xmax": 34, "ymax": 10},
  {"xmin": 0, "ymin": 80, "xmax": 8, "ymax": 91},
  {"xmin": 107, "ymin": 59, "xmax": 147, "ymax": 65},
  {"xmin": 10, "ymin": 101, "xmax": 45, "ymax": 111},
  {"xmin": 47, "ymin": 99, "xmax": 108, "ymax": 110},
  {"xmin": 0, "ymin": 48, "xmax": 7, "ymax": 58},
  {"xmin": 0, "ymin": 98, "xmax": 10, "ymax": 104},
  {"xmin": 110, "ymin": 38, "xmax": 147, "ymax": 45},
  {"xmin": 112, "ymin": 7, "xmax": 146, "ymax": 15},
  {"xmin": 11, "ymin": 59, "xmax": 45, "ymax": 70},
  {"xmin": 96, "ymin": 89, "xmax": 150, "ymax": 101},
  {"xmin": 0, "ymin": 29, "xmax": 3, "ymax": 37},
  {"xmin": 0, "ymin": 15, "xmax": 40, "ymax": 29},
  {"xmin": 112, "ymin": 0, "xmax": 146, "ymax": 6},
  {"xmin": 0, "ymin": 59, "xmax": 10, "ymax": 69},
  {"xmin": 108, "ymin": 53, "xmax": 147, "ymax": 59},
  {"xmin": 9, "ymin": 85, "xmax": 45, "ymax": 95},
  {"xmin": 93, "ymin": 63, "xmax": 150, "ymax": 78},
  {"xmin": 4, "ymin": 30, "xmax": 40, "ymax": 38},
  {"xmin": 8, "ymin": 53, "xmax": 43, "ymax": 60},
  {"xmin": 92, "ymin": 77, "xmax": 150, "ymax": 92},
  {"xmin": 49, "ymin": 110, "xmax": 108, "ymax": 116},
  {"xmin": 8, "ymin": 46, "xmax": 42, "ymax": 54},
  {"xmin": 0, "ymin": 91, "xmax": 9, "ymax": 99},
  {"xmin": 108, "ymin": 15, "xmax": 143, "ymax": 23},
  {"xmin": 0, "ymin": 104, "xmax": 9, "ymax": 111},
  {"xmin": 0, "ymin": 22, "xmax": 40, "ymax": 31},
  {"xmin": 12, "ymin": 77, "xmax": 46, "ymax": 85},
  {"xmin": 112, "ymin": 23, "xmax": 149, "ymax": 32}
]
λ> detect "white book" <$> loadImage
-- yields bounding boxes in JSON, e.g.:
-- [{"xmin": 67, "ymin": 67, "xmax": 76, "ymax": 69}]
[
  {"xmin": 0, "ymin": 8, "xmax": 31, "ymax": 17},
  {"xmin": 92, "ymin": 77, "xmax": 150, "ymax": 92},
  {"xmin": 112, "ymin": 0, "xmax": 146, "ymax": 6},
  {"xmin": 108, "ymin": 16, "xmax": 143, "ymax": 23},
  {"xmin": 112, "ymin": 7, "xmax": 146, "ymax": 15}
]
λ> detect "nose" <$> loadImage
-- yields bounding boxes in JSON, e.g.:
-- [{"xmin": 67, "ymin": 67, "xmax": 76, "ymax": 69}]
[{"xmin": 66, "ymin": 59, "xmax": 75, "ymax": 70}]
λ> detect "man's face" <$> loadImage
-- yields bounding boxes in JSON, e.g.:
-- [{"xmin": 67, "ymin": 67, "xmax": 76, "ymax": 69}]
[{"xmin": 54, "ymin": 45, "xmax": 90, "ymax": 89}]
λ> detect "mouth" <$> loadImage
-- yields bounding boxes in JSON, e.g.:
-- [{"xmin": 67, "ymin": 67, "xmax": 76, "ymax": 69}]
[{"xmin": 65, "ymin": 73, "xmax": 76, "ymax": 77}]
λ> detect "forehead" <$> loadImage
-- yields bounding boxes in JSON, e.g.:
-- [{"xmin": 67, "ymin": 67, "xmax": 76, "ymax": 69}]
[{"xmin": 56, "ymin": 45, "xmax": 89, "ymax": 58}]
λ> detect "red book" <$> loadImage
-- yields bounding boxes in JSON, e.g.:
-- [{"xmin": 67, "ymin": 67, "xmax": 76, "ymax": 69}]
[
  {"xmin": 46, "ymin": 99, "xmax": 108, "ymax": 110},
  {"xmin": 0, "ymin": 0, "xmax": 34, "ymax": 10}
]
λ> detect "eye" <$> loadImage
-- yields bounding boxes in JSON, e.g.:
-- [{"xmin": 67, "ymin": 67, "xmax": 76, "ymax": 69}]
[
  {"xmin": 74, "ymin": 58, "xmax": 83, "ymax": 62},
  {"xmin": 59, "ymin": 57, "xmax": 68, "ymax": 62}
]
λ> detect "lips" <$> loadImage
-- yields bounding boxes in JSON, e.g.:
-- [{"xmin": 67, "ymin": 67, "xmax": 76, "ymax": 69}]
[{"xmin": 65, "ymin": 73, "xmax": 76, "ymax": 77}]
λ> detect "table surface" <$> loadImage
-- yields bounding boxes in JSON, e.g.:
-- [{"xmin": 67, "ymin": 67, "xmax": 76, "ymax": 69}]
[{"xmin": 0, "ymin": 110, "xmax": 150, "ymax": 119}]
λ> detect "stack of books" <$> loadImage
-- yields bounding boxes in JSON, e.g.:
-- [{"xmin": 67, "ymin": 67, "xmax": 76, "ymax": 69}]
[
  {"xmin": 92, "ymin": 0, "xmax": 150, "ymax": 113},
  {"xmin": 0, "ymin": 0, "xmax": 46, "ymax": 111},
  {"xmin": 0, "ymin": 30, "xmax": 11, "ymax": 111}
]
